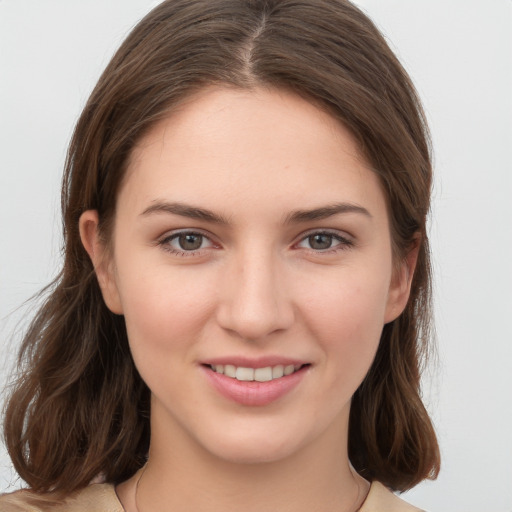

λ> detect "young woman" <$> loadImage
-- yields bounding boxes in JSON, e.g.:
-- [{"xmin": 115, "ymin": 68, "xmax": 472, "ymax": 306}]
[{"xmin": 1, "ymin": 0, "xmax": 440, "ymax": 510}]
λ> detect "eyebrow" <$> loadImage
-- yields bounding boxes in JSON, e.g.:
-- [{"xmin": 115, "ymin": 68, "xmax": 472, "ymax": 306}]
[
  {"xmin": 140, "ymin": 201, "xmax": 230, "ymax": 224},
  {"xmin": 140, "ymin": 201, "xmax": 371, "ymax": 225},
  {"xmin": 285, "ymin": 203, "xmax": 372, "ymax": 223}
]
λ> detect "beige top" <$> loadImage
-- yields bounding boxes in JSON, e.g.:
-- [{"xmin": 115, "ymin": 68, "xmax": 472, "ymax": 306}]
[{"xmin": 0, "ymin": 481, "xmax": 423, "ymax": 512}]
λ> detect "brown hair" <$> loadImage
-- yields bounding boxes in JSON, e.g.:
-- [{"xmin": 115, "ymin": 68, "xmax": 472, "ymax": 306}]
[{"xmin": 3, "ymin": 0, "xmax": 439, "ymax": 497}]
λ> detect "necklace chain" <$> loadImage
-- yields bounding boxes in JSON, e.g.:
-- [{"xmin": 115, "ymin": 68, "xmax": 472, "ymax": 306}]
[
  {"xmin": 133, "ymin": 463, "xmax": 368, "ymax": 512},
  {"xmin": 133, "ymin": 462, "xmax": 147, "ymax": 512}
]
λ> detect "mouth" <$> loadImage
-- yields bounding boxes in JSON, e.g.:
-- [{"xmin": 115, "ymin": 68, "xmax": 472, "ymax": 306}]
[
  {"xmin": 208, "ymin": 363, "xmax": 307, "ymax": 382},
  {"xmin": 202, "ymin": 361, "xmax": 310, "ymax": 406}
]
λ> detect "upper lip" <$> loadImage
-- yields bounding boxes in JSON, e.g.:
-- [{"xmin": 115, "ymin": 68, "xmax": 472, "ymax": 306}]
[{"xmin": 201, "ymin": 356, "xmax": 309, "ymax": 368}]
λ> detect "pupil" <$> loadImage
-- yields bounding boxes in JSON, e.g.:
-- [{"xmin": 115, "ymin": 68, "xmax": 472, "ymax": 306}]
[
  {"xmin": 179, "ymin": 233, "xmax": 202, "ymax": 250},
  {"xmin": 309, "ymin": 234, "xmax": 332, "ymax": 250}
]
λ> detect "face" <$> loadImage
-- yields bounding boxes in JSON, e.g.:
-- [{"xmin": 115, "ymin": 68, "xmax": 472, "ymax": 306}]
[{"xmin": 81, "ymin": 87, "xmax": 413, "ymax": 466}]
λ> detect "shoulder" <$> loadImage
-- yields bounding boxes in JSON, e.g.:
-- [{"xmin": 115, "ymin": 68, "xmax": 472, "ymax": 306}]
[
  {"xmin": 0, "ymin": 483, "xmax": 123, "ymax": 512},
  {"xmin": 360, "ymin": 481, "xmax": 424, "ymax": 512}
]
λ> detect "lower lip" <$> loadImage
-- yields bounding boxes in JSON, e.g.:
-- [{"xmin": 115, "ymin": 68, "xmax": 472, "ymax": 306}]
[{"xmin": 202, "ymin": 365, "xmax": 308, "ymax": 406}]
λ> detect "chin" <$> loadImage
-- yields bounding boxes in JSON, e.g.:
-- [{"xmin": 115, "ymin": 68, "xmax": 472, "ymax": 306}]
[
  {"xmin": 208, "ymin": 441, "xmax": 296, "ymax": 466},
  {"xmin": 196, "ymin": 423, "xmax": 314, "ymax": 466}
]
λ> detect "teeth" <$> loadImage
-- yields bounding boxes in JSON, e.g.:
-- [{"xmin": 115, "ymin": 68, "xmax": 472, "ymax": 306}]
[
  {"xmin": 254, "ymin": 367, "xmax": 272, "ymax": 382},
  {"xmin": 224, "ymin": 365, "xmax": 236, "ymax": 378},
  {"xmin": 211, "ymin": 364, "xmax": 302, "ymax": 382},
  {"xmin": 272, "ymin": 365, "xmax": 284, "ymax": 379},
  {"xmin": 235, "ymin": 367, "xmax": 254, "ymax": 381},
  {"xmin": 284, "ymin": 364, "xmax": 295, "ymax": 376}
]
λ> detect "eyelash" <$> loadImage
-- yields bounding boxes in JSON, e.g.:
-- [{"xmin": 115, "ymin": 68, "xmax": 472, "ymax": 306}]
[
  {"xmin": 158, "ymin": 230, "xmax": 216, "ymax": 257},
  {"xmin": 157, "ymin": 230, "xmax": 354, "ymax": 257},
  {"xmin": 296, "ymin": 230, "xmax": 354, "ymax": 253}
]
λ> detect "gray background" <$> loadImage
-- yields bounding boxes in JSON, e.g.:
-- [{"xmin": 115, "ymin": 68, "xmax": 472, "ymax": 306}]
[{"xmin": 1, "ymin": 1, "xmax": 511, "ymax": 510}]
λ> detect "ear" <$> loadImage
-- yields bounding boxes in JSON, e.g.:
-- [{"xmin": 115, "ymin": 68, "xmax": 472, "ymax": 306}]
[
  {"xmin": 384, "ymin": 237, "xmax": 420, "ymax": 324},
  {"xmin": 79, "ymin": 210, "xmax": 123, "ymax": 314}
]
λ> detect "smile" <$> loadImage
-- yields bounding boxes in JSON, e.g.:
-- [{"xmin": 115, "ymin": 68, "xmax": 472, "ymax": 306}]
[
  {"xmin": 203, "ymin": 362, "xmax": 309, "ymax": 406},
  {"xmin": 210, "ymin": 364, "xmax": 302, "ymax": 382}
]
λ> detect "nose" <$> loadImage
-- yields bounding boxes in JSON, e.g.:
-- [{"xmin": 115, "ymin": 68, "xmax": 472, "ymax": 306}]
[{"xmin": 215, "ymin": 248, "xmax": 295, "ymax": 341}]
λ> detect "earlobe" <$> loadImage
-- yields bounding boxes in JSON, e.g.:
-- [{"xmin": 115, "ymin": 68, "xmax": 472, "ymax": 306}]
[
  {"xmin": 384, "ymin": 239, "xmax": 420, "ymax": 324},
  {"xmin": 79, "ymin": 210, "xmax": 123, "ymax": 315}
]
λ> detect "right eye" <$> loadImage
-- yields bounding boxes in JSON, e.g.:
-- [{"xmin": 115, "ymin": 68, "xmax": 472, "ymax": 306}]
[{"xmin": 159, "ymin": 231, "xmax": 215, "ymax": 256}]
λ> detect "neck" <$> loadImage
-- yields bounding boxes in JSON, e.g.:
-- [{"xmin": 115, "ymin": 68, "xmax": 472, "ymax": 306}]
[{"xmin": 122, "ymin": 406, "xmax": 367, "ymax": 512}]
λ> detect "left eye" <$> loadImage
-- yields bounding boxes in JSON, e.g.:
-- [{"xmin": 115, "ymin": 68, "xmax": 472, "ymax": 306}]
[
  {"xmin": 163, "ymin": 232, "xmax": 213, "ymax": 252},
  {"xmin": 297, "ymin": 233, "xmax": 348, "ymax": 251}
]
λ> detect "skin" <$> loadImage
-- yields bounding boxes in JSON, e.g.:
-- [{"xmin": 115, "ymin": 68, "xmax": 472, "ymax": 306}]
[{"xmin": 80, "ymin": 87, "xmax": 417, "ymax": 512}]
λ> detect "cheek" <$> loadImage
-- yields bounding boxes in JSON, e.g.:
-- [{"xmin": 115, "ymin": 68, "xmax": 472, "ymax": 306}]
[
  {"xmin": 113, "ymin": 260, "xmax": 218, "ymax": 364},
  {"xmin": 298, "ymin": 266, "xmax": 390, "ymax": 368}
]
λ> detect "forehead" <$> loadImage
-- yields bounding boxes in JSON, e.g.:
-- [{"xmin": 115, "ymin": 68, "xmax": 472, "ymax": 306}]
[{"xmin": 120, "ymin": 86, "xmax": 386, "ymax": 222}]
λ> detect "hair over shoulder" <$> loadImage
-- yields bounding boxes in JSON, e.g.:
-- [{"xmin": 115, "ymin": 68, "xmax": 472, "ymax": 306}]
[{"xmin": 3, "ymin": 0, "xmax": 440, "ymax": 497}]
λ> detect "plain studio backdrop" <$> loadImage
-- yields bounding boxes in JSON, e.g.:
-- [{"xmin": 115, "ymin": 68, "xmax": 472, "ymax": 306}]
[{"xmin": 1, "ymin": 1, "xmax": 511, "ymax": 511}]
